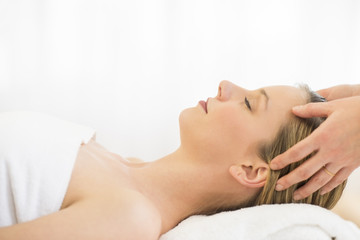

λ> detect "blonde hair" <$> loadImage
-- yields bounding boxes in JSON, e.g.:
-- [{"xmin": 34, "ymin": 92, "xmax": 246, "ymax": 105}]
[
  {"xmin": 198, "ymin": 86, "xmax": 346, "ymax": 216},
  {"xmin": 252, "ymin": 86, "xmax": 346, "ymax": 209}
]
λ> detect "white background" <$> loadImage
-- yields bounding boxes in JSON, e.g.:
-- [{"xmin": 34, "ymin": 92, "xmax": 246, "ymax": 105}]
[{"xmin": 0, "ymin": 0, "xmax": 359, "ymax": 161}]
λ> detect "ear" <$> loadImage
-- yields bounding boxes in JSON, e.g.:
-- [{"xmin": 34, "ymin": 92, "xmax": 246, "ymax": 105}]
[{"xmin": 229, "ymin": 159, "xmax": 269, "ymax": 188}]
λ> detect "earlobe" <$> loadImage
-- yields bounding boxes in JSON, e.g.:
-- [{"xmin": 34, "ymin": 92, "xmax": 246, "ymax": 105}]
[{"xmin": 229, "ymin": 163, "xmax": 268, "ymax": 188}]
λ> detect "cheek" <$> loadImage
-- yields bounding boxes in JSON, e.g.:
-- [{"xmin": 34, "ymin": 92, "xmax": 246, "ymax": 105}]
[
  {"xmin": 211, "ymin": 107, "xmax": 247, "ymax": 132},
  {"xmin": 208, "ymin": 108, "xmax": 255, "ymax": 146},
  {"xmin": 178, "ymin": 105, "xmax": 263, "ymax": 157}
]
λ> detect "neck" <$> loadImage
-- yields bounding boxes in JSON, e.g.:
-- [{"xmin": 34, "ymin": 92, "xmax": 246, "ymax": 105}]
[{"xmin": 129, "ymin": 147, "xmax": 248, "ymax": 234}]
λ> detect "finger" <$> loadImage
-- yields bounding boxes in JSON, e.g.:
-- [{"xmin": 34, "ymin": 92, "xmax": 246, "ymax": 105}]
[
  {"xmin": 292, "ymin": 102, "xmax": 332, "ymax": 118},
  {"xmin": 292, "ymin": 164, "xmax": 341, "ymax": 200},
  {"xmin": 316, "ymin": 88, "xmax": 330, "ymax": 99},
  {"xmin": 292, "ymin": 168, "xmax": 332, "ymax": 200},
  {"xmin": 270, "ymin": 136, "xmax": 319, "ymax": 170},
  {"xmin": 275, "ymin": 154, "xmax": 326, "ymax": 191},
  {"xmin": 320, "ymin": 168, "xmax": 351, "ymax": 195}
]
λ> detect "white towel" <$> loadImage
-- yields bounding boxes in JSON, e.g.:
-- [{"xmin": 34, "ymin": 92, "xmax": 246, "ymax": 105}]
[
  {"xmin": 160, "ymin": 203, "xmax": 360, "ymax": 240},
  {"xmin": 0, "ymin": 111, "xmax": 95, "ymax": 227}
]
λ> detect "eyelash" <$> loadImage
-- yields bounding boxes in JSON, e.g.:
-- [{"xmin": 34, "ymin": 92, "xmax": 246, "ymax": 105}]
[{"xmin": 244, "ymin": 97, "xmax": 252, "ymax": 111}]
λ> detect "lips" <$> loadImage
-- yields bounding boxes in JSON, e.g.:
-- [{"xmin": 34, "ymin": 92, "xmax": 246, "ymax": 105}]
[{"xmin": 199, "ymin": 99, "xmax": 208, "ymax": 113}]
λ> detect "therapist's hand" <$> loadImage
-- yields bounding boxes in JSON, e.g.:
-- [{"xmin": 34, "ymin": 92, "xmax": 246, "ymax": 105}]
[
  {"xmin": 317, "ymin": 84, "xmax": 360, "ymax": 101},
  {"xmin": 270, "ymin": 93, "xmax": 360, "ymax": 200}
]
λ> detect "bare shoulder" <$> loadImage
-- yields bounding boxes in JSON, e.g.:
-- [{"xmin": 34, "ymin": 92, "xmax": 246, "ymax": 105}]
[{"xmin": 114, "ymin": 190, "xmax": 162, "ymax": 239}]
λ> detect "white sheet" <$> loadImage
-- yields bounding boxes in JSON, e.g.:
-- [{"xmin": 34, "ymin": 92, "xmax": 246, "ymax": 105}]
[{"xmin": 160, "ymin": 203, "xmax": 360, "ymax": 240}]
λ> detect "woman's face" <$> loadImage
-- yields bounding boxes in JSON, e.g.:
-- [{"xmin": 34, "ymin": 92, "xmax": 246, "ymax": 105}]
[{"xmin": 179, "ymin": 80, "xmax": 308, "ymax": 163}]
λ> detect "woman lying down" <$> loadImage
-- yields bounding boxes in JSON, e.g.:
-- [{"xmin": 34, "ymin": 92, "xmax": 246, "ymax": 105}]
[{"xmin": 0, "ymin": 81, "xmax": 350, "ymax": 240}]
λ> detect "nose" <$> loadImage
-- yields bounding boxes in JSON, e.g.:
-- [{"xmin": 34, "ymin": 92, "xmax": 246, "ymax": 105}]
[
  {"xmin": 217, "ymin": 80, "xmax": 247, "ymax": 101},
  {"xmin": 217, "ymin": 80, "xmax": 232, "ymax": 101}
]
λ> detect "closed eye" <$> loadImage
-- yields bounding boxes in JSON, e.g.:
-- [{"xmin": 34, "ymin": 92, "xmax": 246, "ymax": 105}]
[{"xmin": 244, "ymin": 97, "xmax": 252, "ymax": 111}]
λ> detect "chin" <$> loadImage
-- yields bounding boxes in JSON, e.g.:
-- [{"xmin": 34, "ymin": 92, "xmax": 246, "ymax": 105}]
[
  {"xmin": 178, "ymin": 108, "xmax": 192, "ymax": 138},
  {"xmin": 178, "ymin": 106, "xmax": 198, "ymax": 129},
  {"xmin": 178, "ymin": 108, "xmax": 219, "ymax": 156},
  {"xmin": 178, "ymin": 107, "xmax": 202, "ymax": 146}
]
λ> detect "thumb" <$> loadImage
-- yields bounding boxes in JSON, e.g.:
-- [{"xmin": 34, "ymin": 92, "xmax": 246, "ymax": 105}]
[{"xmin": 292, "ymin": 102, "xmax": 332, "ymax": 118}]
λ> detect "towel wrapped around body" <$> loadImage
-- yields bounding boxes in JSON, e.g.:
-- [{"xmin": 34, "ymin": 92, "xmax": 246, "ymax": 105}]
[
  {"xmin": 0, "ymin": 111, "xmax": 95, "ymax": 227},
  {"xmin": 160, "ymin": 203, "xmax": 360, "ymax": 240}
]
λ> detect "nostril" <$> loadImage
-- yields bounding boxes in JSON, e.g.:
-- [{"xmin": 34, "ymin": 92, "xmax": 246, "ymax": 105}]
[{"xmin": 218, "ymin": 86, "xmax": 222, "ymax": 98}]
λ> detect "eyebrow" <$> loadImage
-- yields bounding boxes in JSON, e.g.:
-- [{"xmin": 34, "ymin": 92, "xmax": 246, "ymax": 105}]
[{"xmin": 259, "ymin": 88, "xmax": 269, "ymax": 110}]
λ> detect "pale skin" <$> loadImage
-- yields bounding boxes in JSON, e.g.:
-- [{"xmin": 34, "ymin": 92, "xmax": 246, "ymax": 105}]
[
  {"xmin": 0, "ymin": 81, "xmax": 307, "ymax": 240},
  {"xmin": 270, "ymin": 84, "xmax": 360, "ymax": 200}
]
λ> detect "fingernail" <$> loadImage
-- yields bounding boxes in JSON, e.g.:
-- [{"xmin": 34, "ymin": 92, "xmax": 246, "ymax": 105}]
[
  {"xmin": 293, "ymin": 193, "xmax": 301, "ymax": 201},
  {"xmin": 275, "ymin": 184, "xmax": 283, "ymax": 191},
  {"xmin": 320, "ymin": 190, "xmax": 326, "ymax": 195}
]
